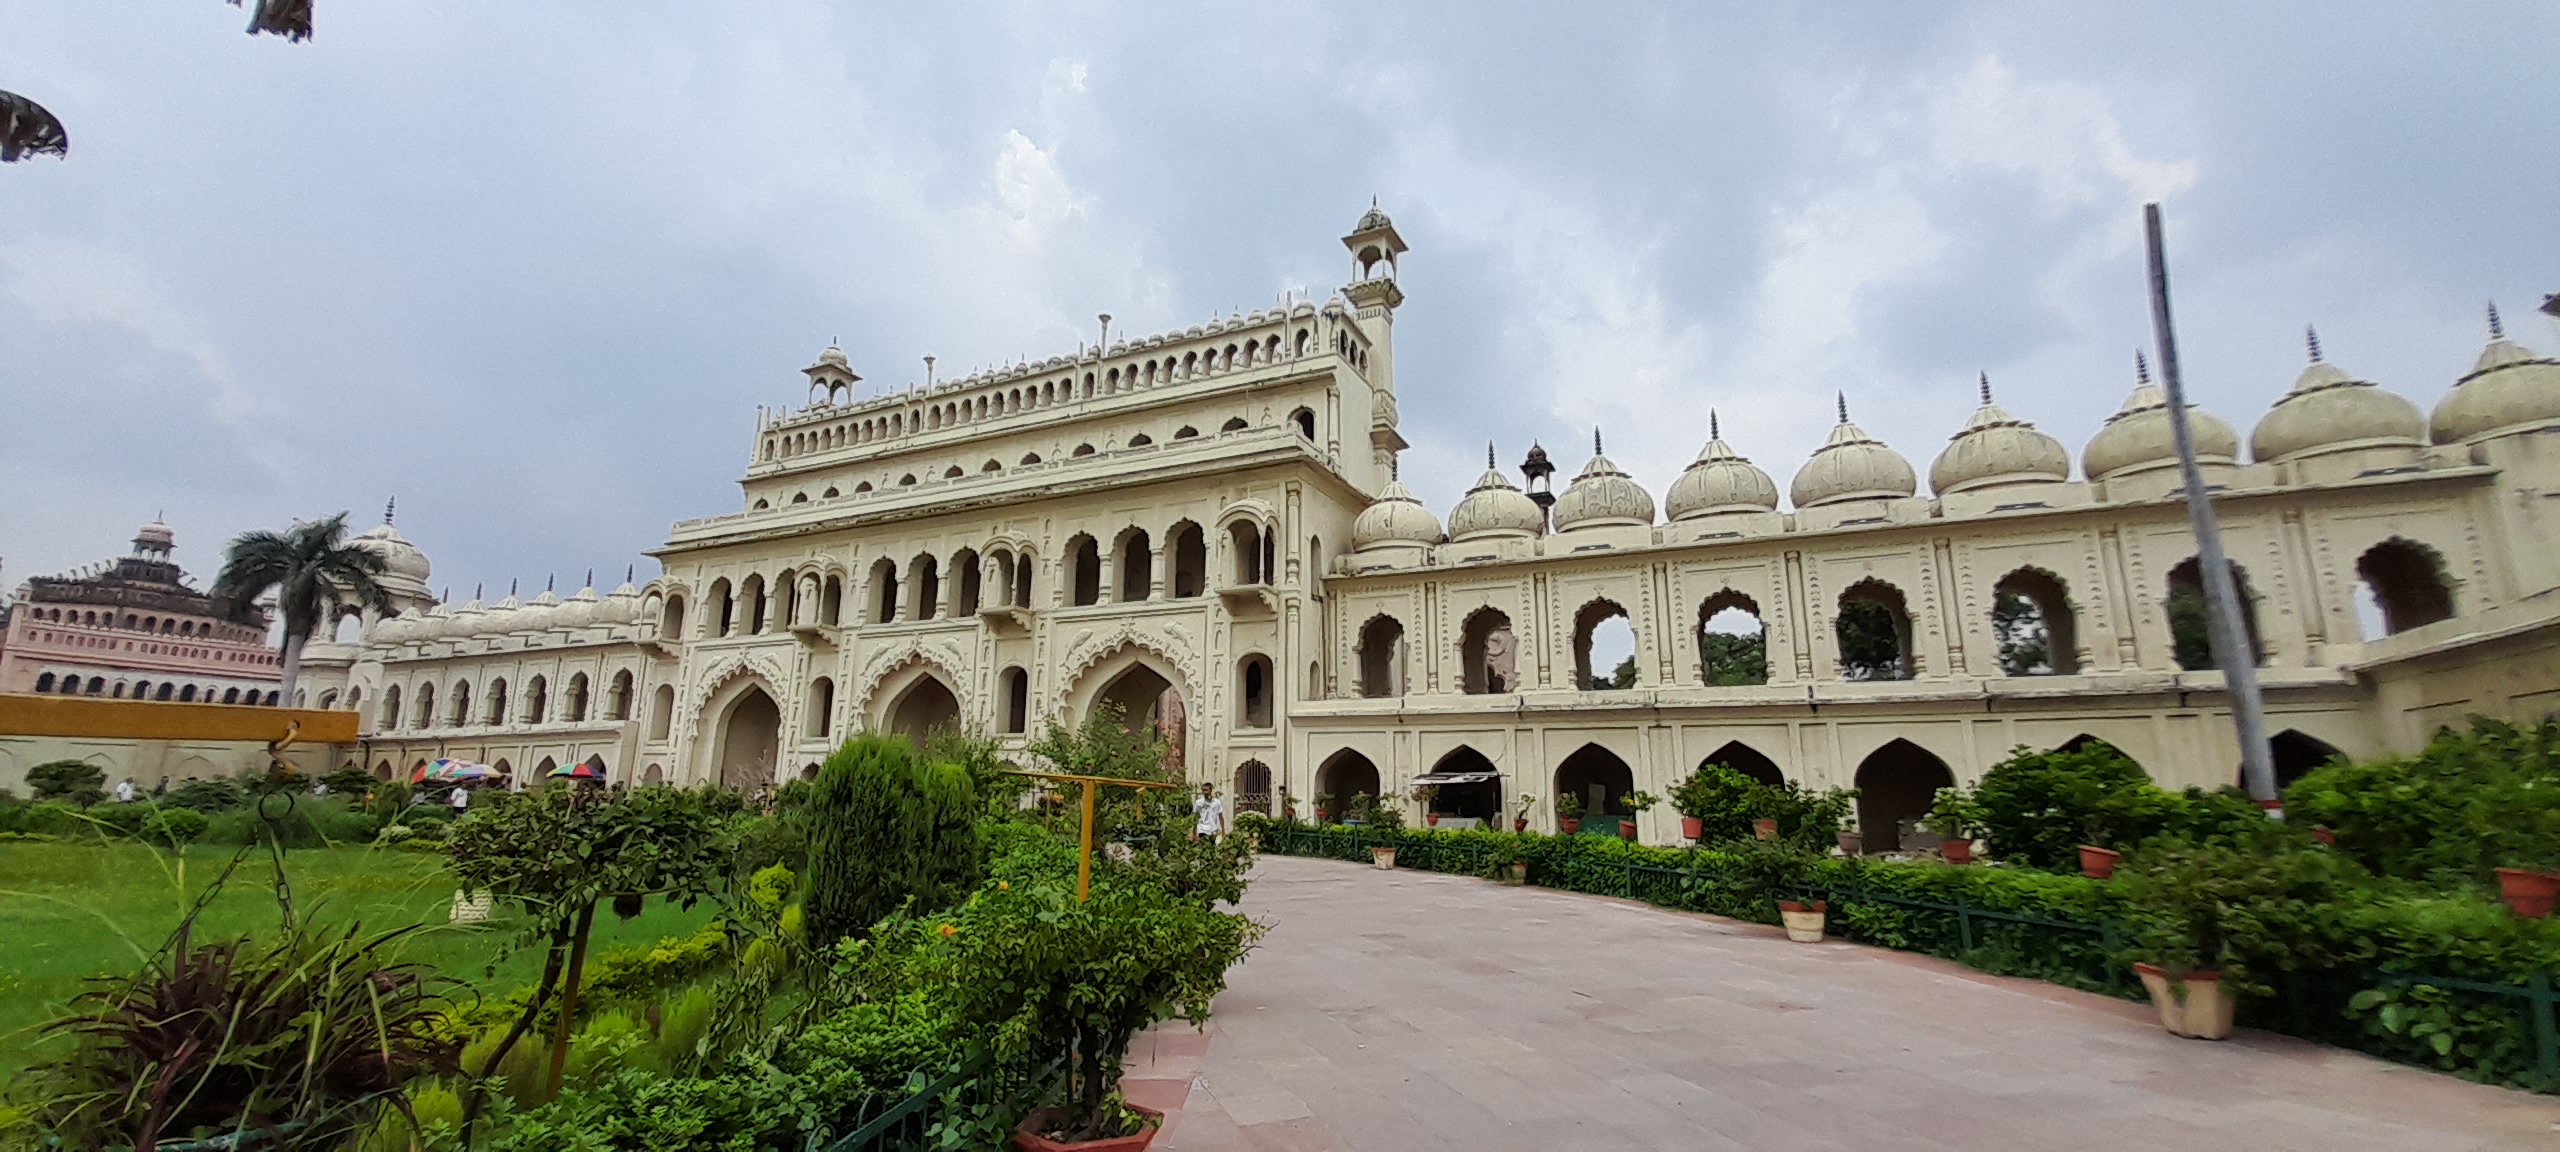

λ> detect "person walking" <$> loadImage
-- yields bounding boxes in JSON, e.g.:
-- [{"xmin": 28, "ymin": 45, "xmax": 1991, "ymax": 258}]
[
  {"xmin": 1191, "ymin": 781, "xmax": 1226, "ymax": 842},
  {"xmin": 112, "ymin": 778, "xmax": 136, "ymax": 804},
  {"xmin": 449, "ymin": 784, "xmax": 470, "ymax": 815}
]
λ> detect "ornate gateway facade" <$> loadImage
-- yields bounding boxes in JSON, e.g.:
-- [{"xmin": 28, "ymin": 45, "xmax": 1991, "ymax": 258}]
[{"xmin": 304, "ymin": 207, "xmax": 2560, "ymax": 848}]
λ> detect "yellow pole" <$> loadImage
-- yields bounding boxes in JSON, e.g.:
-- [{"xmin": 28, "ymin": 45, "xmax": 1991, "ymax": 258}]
[{"xmin": 1078, "ymin": 778, "xmax": 1097, "ymax": 902}]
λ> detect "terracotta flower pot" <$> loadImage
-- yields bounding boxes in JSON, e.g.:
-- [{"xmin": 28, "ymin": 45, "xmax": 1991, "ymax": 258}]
[
  {"xmin": 1371, "ymin": 846, "xmax": 1397, "ymax": 870},
  {"xmin": 1939, "ymin": 837, "xmax": 1974, "ymax": 865},
  {"xmin": 1514, "ymin": 817, "xmax": 1529, "ymax": 832},
  {"xmin": 1681, "ymin": 815, "xmax": 1706, "ymax": 840},
  {"xmin": 1776, "ymin": 899, "xmax": 1828, "ymax": 943},
  {"xmin": 1836, "ymin": 831, "xmax": 1863, "ymax": 856},
  {"xmin": 1618, "ymin": 820, "xmax": 1638, "ymax": 840},
  {"xmin": 2310, "ymin": 826, "xmax": 2336, "ymax": 845},
  {"xmin": 1753, "ymin": 818, "xmax": 1778, "ymax": 841},
  {"xmin": 2078, "ymin": 845, "xmax": 2122, "ymax": 880},
  {"xmin": 1559, "ymin": 817, "xmax": 1580, "ymax": 834},
  {"xmin": 2131, "ymin": 963, "xmax": 2237, "ymax": 1040},
  {"xmin": 1426, "ymin": 813, "xmax": 1440, "ymax": 827},
  {"xmin": 2496, "ymin": 867, "xmax": 2560, "ymax": 918},
  {"xmin": 1012, "ymin": 1104, "xmax": 1165, "ymax": 1152},
  {"xmin": 1499, "ymin": 861, "xmax": 1528, "ymax": 886}
]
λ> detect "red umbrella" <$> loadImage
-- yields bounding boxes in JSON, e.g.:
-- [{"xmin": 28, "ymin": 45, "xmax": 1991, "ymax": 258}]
[{"xmin": 549, "ymin": 760, "xmax": 605, "ymax": 781}]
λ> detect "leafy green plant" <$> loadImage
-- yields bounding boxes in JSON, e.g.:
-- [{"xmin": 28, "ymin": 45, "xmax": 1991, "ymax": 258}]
[
  {"xmin": 27, "ymin": 760, "xmax": 105, "ymax": 806},
  {"xmin": 2116, "ymin": 840, "xmax": 2356, "ymax": 994},
  {"xmin": 1971, "ymin": 741, "xmax": 2173, "ymax": 870},
  {"xmin": 1622, "ymin": 791, "xmax": 1660, "ymax": 820},
  {"xmin": 802, "ymin": 735, "xmax": 983, "ymax": 951},
  {"xmin": 1669, "ymin": 763, "xmax": 1757, "ymax": 841},
  {"xmin": 1925, "ymin": 786, "xmax": 1984, "ymax": 842},
  {"xmin": 2288, "ymin": 717, "xmax": 2560, "ymax": 886},
  {"xmin": 1554, "ymin": 791, "xmax": 1582, "ymax": 821}
]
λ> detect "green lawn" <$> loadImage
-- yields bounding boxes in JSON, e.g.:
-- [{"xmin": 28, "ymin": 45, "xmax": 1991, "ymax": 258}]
[{"xmin": 0, "ymin": 839, "xmax": 719, "ymax": 1073}]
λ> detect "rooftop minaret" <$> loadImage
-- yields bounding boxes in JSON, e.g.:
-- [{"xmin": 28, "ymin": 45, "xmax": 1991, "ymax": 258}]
[{"xmin": 1343, "ymin": 199, "xmax": 1410, "ymax": 484}]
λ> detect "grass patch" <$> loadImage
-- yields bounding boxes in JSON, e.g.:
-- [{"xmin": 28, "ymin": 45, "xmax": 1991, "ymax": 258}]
[{"xmin": 0, "ymin": 839, "xmax": 718, "ymax": 1073}]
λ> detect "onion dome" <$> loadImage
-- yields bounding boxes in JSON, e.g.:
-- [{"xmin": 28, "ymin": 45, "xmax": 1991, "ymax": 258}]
[
  {"xmin": 554, "ymin": 580, "xmax": 600, "ymax": 629},
  {"xmin": 2082, "ymin": 351, "xmax": 2240, "ymax": 479},
  {"xmin": 815, "ymin": 343, "xmax": 849, "ymax": 369},
  {"xmin": 1929, "ymin": 374, "xmax": 2071, "ymax": 494},
  {"xmin": 1665, "ymin": 411, "xmax": 1780, "ymax": 520},
  {"xmin": 439, "ymin": 598, "xmax": 479, "ymax": 639},
  {"xmin": 599, "ymin": 576, "xmax": 642, "ymax": 624},
  {"xmin": 132, "ymin": 519, "xmax": 175, "ymax": 554},
  {"xmin": 1790, "ymin": 395, "xmax": 1917, "ymax": 508},
  {"xmin": 355, "ymin": 524, "xmax": 431, "ymax": 582},
  {"xmin": 1351, "ymin": 471, "xmax": 1445, "ymax": 549},
  {"xmin": 374, "ymin": 608, "xmax": 422, "ymax": 644},
  {"xmin": 1551, "ymin": 430, "xmax": 1656, "ymax": 531},
  {"xmin": 2250, "ymin": 327, "xmax": 2424, "ymax": 462},
  {"xmin": 1448, "ymin": 444, "xmax": 1547, "ymax": 540},
  {"xmin": 2432, "ymin": 303, "xmax": 2560, "ymax": 444},
  {"xmin": 1354, "ymin": 200, "xmax": 1394, "ymax": 234}
]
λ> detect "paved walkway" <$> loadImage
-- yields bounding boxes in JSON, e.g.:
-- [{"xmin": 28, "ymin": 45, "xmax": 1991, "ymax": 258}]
[{"xmin": 1119, "ymin": 854, "xmax": 2560, "ymax": 1151}]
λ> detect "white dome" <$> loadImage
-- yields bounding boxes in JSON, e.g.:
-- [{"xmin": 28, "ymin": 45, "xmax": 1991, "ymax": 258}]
[
  {"xmin": 426, "ymin": 603, "xmax": 465, "ymax": 639},
  {"xmin": 374, "ymin": 608, "xmax": 422, "ymax": 644},
  {"xmin": 1664, "ymin": 415, "xmax": 1779, "ymax": 520},
  {"xmin": 1929, "ymin": 375, "xmax": 2071, "ymax": 494},
  {"xmin": 598, "ymin": 580, "xmax": 641, "ymax": 624},
  {"xmin": 2249, "ymin": 332, "xmax": 2424, "ymax": 462},
  {"xmin": 1551, "ymin": 435, "xmax": 1655, "ymax": 531},
  {"xmin": 1447, "ymin": 450, "xmax": 1545, "ymax": 541},
  {"xmin": 1351, "ymin": 478, "xmax": 1445, "ymax": 550},
  {"xmin": 2081, "ymin": 355, "xmax": 2240, "ymax": 480},
  {"xmin": 133, "ymin": 520, "xmax": 176, "ymax": 552},
  {"xmin": 554, "ymin": 585, "xmax": 601, "ymax": 629},
  {"xmin": 2432, "ymin": 307, "xmax": 2560, "ymax": 444},
  {"xmin": 355, "ymin": 524, "xmax": 432, "ymax": 583},
  {"xmin": 1790, "ymin": 399, "xmax": 1917, "ymax": 508}
]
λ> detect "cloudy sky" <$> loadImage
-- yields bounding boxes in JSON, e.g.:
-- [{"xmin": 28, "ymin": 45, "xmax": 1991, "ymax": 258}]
[{"xmin": 5, "ymin": 2, "xmax": 2555, "ymax": 601}]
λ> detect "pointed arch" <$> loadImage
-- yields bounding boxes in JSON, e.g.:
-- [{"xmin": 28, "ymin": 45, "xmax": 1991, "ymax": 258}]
[
  {"xmin": 1573, "ymin": 598, "xmax": 1636, "ymax": 690},
  {"xmin": 1836, "ymin": 578, "xmax": 1914, "ymax": 680},
  {"xmin": 1854, "ymin": 738, "xmax": 1954, "ymax": 852},
  {"xmin": 1697, "ymin": 590, "xmax": 1768, "ymax": 686},
  {"xmin": 1993, "ymin": 567, "xmax": 2079, "ymax": 675},
  {"xmin": 2355, "ymin": 537, "xmax": 2456, "ymax": 636},
  {"xmin": 2166, "ymin": 558, "xmax": 2264, "ymax": 669},
  {"xmin": 1422, "ymin": 745, "xmax": 1502, "ymax": 822},
  {"xmin": 1460, "ymin": 606, "xmax": 1517, "ymax": 694},
  {"xmin": 1315, "ymin": 749, "xmax": 1380, "ymax": 819},
  {"xmin": 1698, "ymin": 740, "xmax": 1783, "ymax": 787},
  {"xmin": 1357, "ymin": 613, "xmax": 1406, "ymax": 698},
  {"xmin": 1556, "ymin": 743, "xmax": 1636, "ymax": 823}
]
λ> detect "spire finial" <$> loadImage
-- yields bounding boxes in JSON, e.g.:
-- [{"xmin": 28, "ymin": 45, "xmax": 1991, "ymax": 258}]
[
  {"xmin": 1710, "ymin": 408, "xmax": 1720, "ymax": 441},
  {"xmin": 1390, "ymin": 456, "xmax": 1400, "ymax": 481},
  {"xmin": 1593, "ymin": 427, "xmax": 1604, "ymax": 456},
  {"xmin": 2490, "ymin": 300, "xmax": 2505, "ymax": 340},
  {"xmin": 2306, "ymin": 325, "xmax": 2324, "ymax": 363},
  {"xmin": 545, "ymin": 573, "xmax": 555, "ymax": 593},
  {"xmin": 2136, "ymin": 349, "xmax": 2152, "ymax": 384},
  {"xmin": 584, "ymin": 568, "xmax": 593, "ymax": 589},
  {"xmin": 1979, "ymin": 371, "xmax": 1993, "ymax": 406},
  {"xmin": 1487, "ymin": 441, "xmax": 1496, "ymax": 469},
  {"xmin": 383, "ymin": 496, "xmax": 395, "ymax": 526},
  {"xmin": 1837, "ymin": 392, "xmax": 1849, "ymax": 424},
  {"xmin": 508, "ymin": 577, "xmax": 518, "ymax": 597},
  {"xmin": 474, "ymin": 582, "xmax": 483, "ymax": 601},
  {"xmin": 625, "ymin": 564, "xmax": 635, "ymax": 584}
]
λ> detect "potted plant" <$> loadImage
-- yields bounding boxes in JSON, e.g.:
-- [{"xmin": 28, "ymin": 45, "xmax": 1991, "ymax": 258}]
[
  {"xmin": 1555, "ymin": 791, "xmax": 1582, "ymax": 835},
  {"xmin": 1485, "ymin": 838, "xmax": 1531, "ymax": 886},
  {"xmin": 1313, "ymin": 792, "xmax": 1337, "ymax": 824},
  {"xmin": 1927, "ymin": 786, "xmax": 1983, "ymax": 865},
  {"xmin": 1511, "ymin": 794, "xmax": 1536, "ymax": 833},
  {"xmin": 1752, "ymin": 817, "xmax": 1778, "ymax": 841},
  {"xmin": 1620, "ymin": 791, "xmax": 1659, "ymax": 840},
  {"xmin": 2491, "ymin": 807, "xmax": 2560, "ymax": 918},
  {"xmin": 1775, "ymin": 897, "xmax": 1828, "ymax": 943},
  {"xmin": 1671, "ymin": 763, "xmax": 1756, "ymax": 845},
  {"xmin": 1414, "ymin": 784, "xmax": 1442, "ymax": 828},
  {"xmin": 2078, "ymin": 844, "xmax": 2123, "ymax": 880},
  {"xmin": 1836, "ymin": 811, "xmax": 1862, "ymax": 856},
  {"xmin": 2117, "ymin": 842, "xmax": 2344, "ymax": 1041}
]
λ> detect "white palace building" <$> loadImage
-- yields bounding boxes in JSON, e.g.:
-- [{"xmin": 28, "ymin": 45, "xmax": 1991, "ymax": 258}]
[{"xmin": 293, "ymin": 206, "xmax": 2560, "ymax": 848}]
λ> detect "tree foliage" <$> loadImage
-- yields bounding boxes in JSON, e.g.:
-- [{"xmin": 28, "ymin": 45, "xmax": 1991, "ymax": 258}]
[
  {"xmin": 1971, "ymin": 741, "xmax": 2166, "ymax": 869},
  {"xmin": 802, "ymin": 735, "xmax": 983, "ymax": 950},
  {"xmin": 210, "ymin": 511, "xmax": 391, "ymax": 697},
  {"xmin": 1835, "ymin": 599, "xmax": 1906, "ymax": 680},
  {"xmin": 1992, "ymin": 590, "xmax": 2052, "ymax": 676},
  {"xmin": 27, "ymin": 759, "xmax": 106, "ymax": 806},
  {"xmin": 2287, "ymin": 717, "xmax": 2560, "ymax": 884},
  {"xmin": 1699, "ymin": 630, "xmax": 1768, "ymax": 686}
]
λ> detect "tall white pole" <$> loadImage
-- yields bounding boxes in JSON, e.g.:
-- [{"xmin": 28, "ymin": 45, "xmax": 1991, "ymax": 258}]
[{"xmin": 2144, "ymin": 203, "xmax": 2278, "ymax": 805}]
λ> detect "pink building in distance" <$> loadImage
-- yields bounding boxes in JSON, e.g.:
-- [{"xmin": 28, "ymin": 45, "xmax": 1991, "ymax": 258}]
[{"xmin": 0, "ymin": 521, "xmax": 283, "ymax": 705}]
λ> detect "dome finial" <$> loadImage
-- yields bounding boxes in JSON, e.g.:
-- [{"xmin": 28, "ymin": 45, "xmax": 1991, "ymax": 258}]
[
  {"xmin": 1979, "ymin": 371, "xmax": 1993, "ymax": 406},
  {"xmin": 2489, "ymin": 300, "xmax": 2505, "ymax": 340},
  {"xmin": 1487, "ymin": 441, "xmax": 1496, "ymax": 469},
  {"xmin": 1836, "ymin": 392, "xmax": 1850, "ymax": 424},
  {"xmin": 584, "ymin": 568, "xmax": 594, "ymax": 589},
  {"xmin": 545, "ymin": 572, "xmax": 555, "ymax": 593},
  {"xmin": 383, "ymin": 496, "xmax": 395, "ymax": 526},
  {"xmin": 625, "ymin": 564, "xmax": 635, "ymax": 584},
  {"xmin": 2306, "ymin": 325, "xmax": 2324, "ymax": 363},
  {"xmin": 1390, "ymin": 456, "xmax": 1400, "ymax": 480},
  {"xmin": 2136, "ymin": 349, "xmax": 2152, "ymax": 384},
  {"xmin": 509, "ymin": 577, "xmax": 519, "ymax": 597},
  {"xmin": 1709, "ymin": 408, "xmax": 1720, "ymax": 441},
  {"xmin": 1593, "ymin": 426, "xmax": 1603, "ymax": 456}
]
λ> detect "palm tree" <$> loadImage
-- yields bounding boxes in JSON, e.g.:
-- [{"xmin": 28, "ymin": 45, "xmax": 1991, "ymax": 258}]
[{"xmin": 212, "ymin": 512, "xmax": 389, "ymax": 702}]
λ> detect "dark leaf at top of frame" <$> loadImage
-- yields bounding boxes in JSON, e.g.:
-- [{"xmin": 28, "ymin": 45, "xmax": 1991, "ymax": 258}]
[
  {"xmin": 0, "ymin": 90, "xmax": 68, "ymax": 162},
  {"xmin": 231, "ymin": 0, "xmax": 315, "ymax": 41}
]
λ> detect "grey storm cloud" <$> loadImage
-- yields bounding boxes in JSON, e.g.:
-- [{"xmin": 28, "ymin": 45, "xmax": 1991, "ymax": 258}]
[{"xmin": 2, "ymin": 2, "xmax": 2555, "ymax": 595}]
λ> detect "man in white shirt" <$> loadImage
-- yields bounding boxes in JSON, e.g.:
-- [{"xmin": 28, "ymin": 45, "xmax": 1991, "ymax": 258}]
[
  {"xmin": 1192, "ymin": 782, "xmax": 1225, "ymax": 842},
  {"xmin": 112, "ymin": 778, "xmax": 136, "ymax": 804},
  {"xmin": 450, "ymin": 785, "xmax": 470, "ymax": 814}
]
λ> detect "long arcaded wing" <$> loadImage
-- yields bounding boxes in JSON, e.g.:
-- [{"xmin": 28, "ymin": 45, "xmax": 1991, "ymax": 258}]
[{"xmin": 0, "ymin": 90, "xmax": 68, "ymax": 162}]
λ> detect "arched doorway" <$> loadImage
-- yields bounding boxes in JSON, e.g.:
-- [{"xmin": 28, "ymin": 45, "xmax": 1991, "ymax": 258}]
[
  {"xmin": 1315, "ymin": 749, "xmax": 1380, "ymax": 821},
  {"xmin": 1089, "ymin": 663, "xmax": 1187, "ymax": 776},
  {"xmin": 1233, "ymin": 760, "xmax": 1273, "ymax": 816},
  {"xmin": 1855, "ymin": 738, "xmax": 1954, "ymax": 853},
  {"xmin": 1417, "ymin": 746, "xmax": 1502, "ymax": 825},
  {"xmin": 1698, "ymin": 740, "xmax": 1783, "ymax": 787},
  {"xmin": 1555, "ymin": 743, "xmax": 1635, "ymax": 828},
  {"xmin": 2266, "ymin": 729, "xmax": 2345, "ymax": 790},
  {"xmin": 887, "ymin": 675, "xmax": 962, "ymax": 747},
  {"xmin": 717, "ymin": 687, "xmax": 781, "ymax": 791}
]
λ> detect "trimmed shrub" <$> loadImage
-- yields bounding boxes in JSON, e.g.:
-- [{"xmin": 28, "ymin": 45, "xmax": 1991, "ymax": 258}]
[
  {"xmin": 27, "ymin": 760, "xmax": 105, "ymax": 806},
  {"xmin": 801, "ymin": 735, "xmax": 981, "ymax": 949}
]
